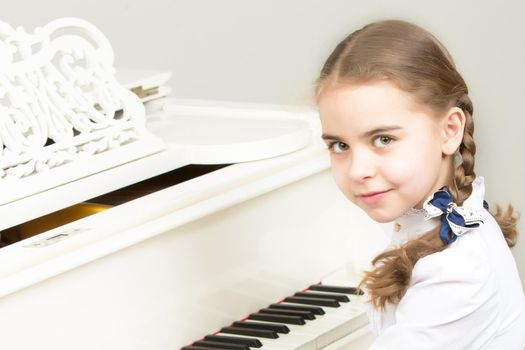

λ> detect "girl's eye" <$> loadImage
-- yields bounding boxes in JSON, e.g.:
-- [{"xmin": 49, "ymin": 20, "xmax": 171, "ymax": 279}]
[
  {"xmin": 373, "ymin": 135, "xmax": 393, "ymax": 148},
  {"xmin": 327, "ymin": 141, "xmax": 349, "ymax": 154}
]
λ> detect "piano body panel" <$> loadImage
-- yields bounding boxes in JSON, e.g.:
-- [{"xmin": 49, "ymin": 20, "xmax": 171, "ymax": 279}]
[
  {"xmin": 0, "ymin": 145, "xmax": 387, "ymax": 350},
  {"xmin": 0, "ymin": 143, "xmax": 322, "ymax": 294}
]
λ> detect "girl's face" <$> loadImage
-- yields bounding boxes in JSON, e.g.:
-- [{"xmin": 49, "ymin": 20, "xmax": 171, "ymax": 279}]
[{"xmin": 318, "ymin": 81, "xmax": 454, "ymax": 223}]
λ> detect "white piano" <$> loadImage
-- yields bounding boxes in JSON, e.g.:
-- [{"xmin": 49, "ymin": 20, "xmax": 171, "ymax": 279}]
[{"xmin": 0, "ymin": 18, "xmax": 387, "ymax": 349}]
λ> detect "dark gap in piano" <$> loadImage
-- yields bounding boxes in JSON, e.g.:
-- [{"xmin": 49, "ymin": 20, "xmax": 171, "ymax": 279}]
[
  {"xmin": 89, "ymin": 163, "xmax": 232, "ymax": 205},
  {"xmin": 0, "ymin": 163, "xmax": 232, "ymax": 248}
]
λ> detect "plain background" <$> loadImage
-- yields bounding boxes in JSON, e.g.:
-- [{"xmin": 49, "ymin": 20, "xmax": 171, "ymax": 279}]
[{"xmin": 3, "ymin": 0, "xmax": 524, "ymax": 286}]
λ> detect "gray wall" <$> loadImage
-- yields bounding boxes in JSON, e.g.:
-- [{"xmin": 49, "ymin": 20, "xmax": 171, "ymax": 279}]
[{"xmin": 4, "ymin": 0, "xmax": 525, "ymax": 285}]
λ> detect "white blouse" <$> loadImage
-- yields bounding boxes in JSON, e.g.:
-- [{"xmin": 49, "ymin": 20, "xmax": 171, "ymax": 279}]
[{"xmin": 367, "ymin": 177, "xmax": 525, "ymax": 349}]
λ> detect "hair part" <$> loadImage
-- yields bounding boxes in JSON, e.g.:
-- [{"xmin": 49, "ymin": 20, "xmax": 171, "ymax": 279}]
[{"xmin": 316, "ymin": 19, "xmax": 520, "ymax": 310}]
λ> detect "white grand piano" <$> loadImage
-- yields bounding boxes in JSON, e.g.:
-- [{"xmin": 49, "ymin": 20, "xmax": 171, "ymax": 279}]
[{"xmin": 0, "ymin": 18, "xmax": 387, "ymax": 349}]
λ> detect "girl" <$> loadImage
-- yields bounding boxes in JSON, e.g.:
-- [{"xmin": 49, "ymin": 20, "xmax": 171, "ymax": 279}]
[{"xmin": 316, "ymin": 20, "xmax": 525, "ymax": 349}]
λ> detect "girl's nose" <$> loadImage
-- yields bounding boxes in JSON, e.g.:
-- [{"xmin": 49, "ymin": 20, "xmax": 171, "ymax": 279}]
[{"xmin": 347, "ymin": 150, "xmax": 376, "ymax": 181}]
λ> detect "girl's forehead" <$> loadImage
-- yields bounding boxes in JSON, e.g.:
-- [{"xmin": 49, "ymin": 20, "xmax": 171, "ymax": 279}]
[{"xmin": 318, "ymin": 81, "xmax": 434, "ymax": 132}]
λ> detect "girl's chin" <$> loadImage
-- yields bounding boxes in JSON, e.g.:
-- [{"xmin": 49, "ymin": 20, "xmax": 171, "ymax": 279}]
[
  {"xmin": 369, "ymin": 215, "xmax": 396, "ymax": 224},
  {"xmin": 362, "ymin": 207, "xmax": 406, "ymax": 223}
]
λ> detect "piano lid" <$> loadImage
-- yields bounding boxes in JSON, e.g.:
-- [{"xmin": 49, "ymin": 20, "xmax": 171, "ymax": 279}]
[
  {"xmin": 148, "ymin": 99, "xmax": 315, "ymax": 164},
  {"xmin": 115, "ymin": 71, "xmax": 316, "ymax": 164}
]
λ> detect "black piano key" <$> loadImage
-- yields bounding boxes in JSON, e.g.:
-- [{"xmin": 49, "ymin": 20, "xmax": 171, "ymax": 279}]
[
  {"xmin": 193, "ymin": 340, "xmax": 250, "ymax": 350},
  {"xmin": 294, "ymin": 291, "xmax": 349, "ymax": 302},
  {"xmin": 233, "ymin": 320, "xmax": 289, "ymax": 334},
  {"xmin": 248, "ymin": 313, "xmax": 305, "ymax": 325},
  {"xmin": 269, "ymin": 303, "xmax": 325, "ymax": 315},
  {"xmin": 221, "ymin": 326, "xmax": 279, "ymax": 339},
  {"xmin": 308, "ymin": 284, "xmax": 364, "ymax": 295},
  {"xmin": 182, "ymin": 347, "xmax": 223, "ymax": 350},
  {"xmin": 284, "ymin": 296, "xmax": 340, "ymax": 307},
  {"xmin": 204, "ymin": 335, "xmax": 262, "ymax": 348},
  {"xmin": 259, "ymin": 307, "xmax": 316, "ymax": 320}
]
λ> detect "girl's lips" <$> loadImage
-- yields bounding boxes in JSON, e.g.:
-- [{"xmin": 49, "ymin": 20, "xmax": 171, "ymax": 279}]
[{"xmin": 359, "ymin": 189, "xmax": 392, "ymax": 205}]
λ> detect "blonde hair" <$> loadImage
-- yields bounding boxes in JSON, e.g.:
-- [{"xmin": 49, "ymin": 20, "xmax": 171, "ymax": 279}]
[{"xmin": 316, "ymin": 19, "xmax": 519, "ymax": 310}]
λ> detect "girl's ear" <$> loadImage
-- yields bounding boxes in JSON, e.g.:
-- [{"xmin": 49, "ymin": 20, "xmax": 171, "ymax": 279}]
[{"xmin": 441, "ymin": 107, "xmax": 466, "ymax": 156}]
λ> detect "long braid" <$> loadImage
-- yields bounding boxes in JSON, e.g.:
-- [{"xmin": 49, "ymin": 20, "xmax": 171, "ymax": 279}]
[
  {"xmin": 451, "ymin": 93, "xmax": 519, "ymax": 247},
  {"xmin": 450, "ymin": 94, "xmax": 476, "ymax": 205},
  {"xmin": 450, "ymin": 94, "xmax": 519, "ymax": 247}
]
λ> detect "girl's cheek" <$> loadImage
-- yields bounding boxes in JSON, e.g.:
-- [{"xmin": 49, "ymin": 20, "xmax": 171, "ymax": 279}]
[
  {"xmin": 388, "ymin": 146, "xmax": 441, "ymax": 188},
  {"xmin": 389, "ymin": 140, "xmax": 426, "ymax": 170},
  {"xmin": 386, "ymin": 155, "xmax": 415, "ymax": 180},
  {"xmin": 330, "ymin": 161, "xmax": 357, "ymax": 201}
]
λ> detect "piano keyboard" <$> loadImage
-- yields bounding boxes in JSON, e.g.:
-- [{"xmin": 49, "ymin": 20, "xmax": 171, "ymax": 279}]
[{"xmin": 182, "ymin": 284, "xmax": 369, "ymax": 350}]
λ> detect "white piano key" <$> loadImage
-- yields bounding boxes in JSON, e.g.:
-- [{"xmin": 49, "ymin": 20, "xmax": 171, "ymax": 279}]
[
  {"xmin": 193, "ymin": 281, "xmax": 370, "ymax": 350},
  {"xmin": 240, "ymin": 322, "xmax": 317, "ymax": 350},
  {"xmin": 214, "ymin": 332, "xmax": 296, "ymax": 350},
  {"xmin": 242, "ymin": 318, "xmax": 333, "ymax": 343},
  {"xmin": 322, "ymin": 325, "xmax": 376, "ymax": 350},
  {"xmin": 238, "ymin": 316, "xmax": 355, "ymax": 350},
  {"xmin": 275, "ymin": 299, "xmax": 368, "ymax": 348}
]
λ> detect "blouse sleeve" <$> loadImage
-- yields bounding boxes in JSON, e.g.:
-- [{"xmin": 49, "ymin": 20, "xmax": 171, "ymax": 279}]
[{"xmin": 369, "ymin": 246, "xmax": 499, "ymax": 350}]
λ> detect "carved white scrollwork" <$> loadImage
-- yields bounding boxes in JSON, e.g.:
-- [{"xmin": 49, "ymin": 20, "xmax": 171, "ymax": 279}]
[{"xmin": 0, "ymin": 17, "xmax": 153, "ymax": 181}]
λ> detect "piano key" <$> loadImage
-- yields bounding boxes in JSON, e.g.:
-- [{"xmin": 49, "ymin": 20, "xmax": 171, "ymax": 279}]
[
  {"xmin": 294, "ymin": 291, "xmax": 349, "ymax": 302},
  {"xmin": 316, "ymin": 319, "xmax": 363, "ymax": 347},
  {"xmin": 221, "ymin": 326, "xmax": 279, "ymax": 339},
  {"xmin": 233, "ymin": 320, "xmax": 290, "ymax": 334},
  {"xmin": 204, "ymin": 335, "xmax": 263, "ymax": 348},
  {"xmin": 248, "ymin": 313, "xmax": 305, "ymax": 325},
  {"xmin": 269, "ymin": 303, "xmax": 325, "ymax": 315},
  {"xmin": 214, "ymin": 332, "xmax": 301, "ymax": 350},
  {"xmin": 182, "ymin": 347, "xmax": 226, "ymax": 350},
  {"xmin": 308, "ymin": 284, "xmax": 364, "ymax": 295},
  {"xmin": 193, "ymin": 340, "xmax": 250, "ymax": 350},
  {"xmin": 196, "ymin": 284, "xmax": 368, "ymax": 350},
  {"xmin": 259, "ymin": 307, "xmax": 316, "ymax": 320},
  {"xmin": 270, "ymin": 302, "xmax": 369, "ymax": 348},
  {"xmin": 231, "ymin": 322, "xmax": 319, "ymax": 350},
  {"xmin": 239, "ymin": 305, "xmax": 365, "ymax": 350},
  {"xmin": 278, "ymin": 300, "xmax": 362, "ymax": 325},
  {"xmin": 283, "ymin": 296, "xmax": 340, "ymax": 307},
  {"xmin": 243, "ymin": 317, "xmax": 339, "ymax": 339},
  {"xmin": 316, "ymin": 307, "xmax": 369, "ymax": 348}
]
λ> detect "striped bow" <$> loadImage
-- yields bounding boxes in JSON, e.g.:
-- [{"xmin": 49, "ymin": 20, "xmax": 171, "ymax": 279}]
[{"xmin": 423, "ymin": 187, "xmax": 484, "ymax": 244}]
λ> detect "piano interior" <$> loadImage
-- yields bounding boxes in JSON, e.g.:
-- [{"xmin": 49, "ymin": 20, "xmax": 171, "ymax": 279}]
[
  {"xmin": 0, "ymin": 17, "xmax": 386, "ymax": 350},
  {"xmin": 0, "ymin": 163, "xmax": 231, "ymax": 246}
]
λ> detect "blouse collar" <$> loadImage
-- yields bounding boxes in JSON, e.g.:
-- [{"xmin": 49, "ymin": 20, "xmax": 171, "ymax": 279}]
[{"xmin": 391, "ymin": 176, "xmax": 486, "ymax": 246}]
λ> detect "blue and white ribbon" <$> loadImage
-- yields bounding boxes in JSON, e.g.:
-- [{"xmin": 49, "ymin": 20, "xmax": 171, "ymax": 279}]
[{"xmin": 423, "ymin": 187, "xmax": 484, "ymax": 244}]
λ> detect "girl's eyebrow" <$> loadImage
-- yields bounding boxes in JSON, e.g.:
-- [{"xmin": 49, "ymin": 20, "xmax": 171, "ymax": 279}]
[
  {"xmin": 361, "ymin": 125, "xmax": 402, "ymax": 138},
  {"xmin": 321, "ymin": 125, "xmax": 402, "ymax": 141},
  {"xmin": 321, "ymin": 133, "xmax": 342, "ymax": 141}
]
